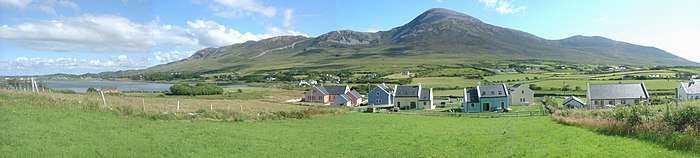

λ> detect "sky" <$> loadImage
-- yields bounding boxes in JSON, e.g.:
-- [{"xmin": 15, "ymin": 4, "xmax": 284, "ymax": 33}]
[{"xmin": 1, "ymin": 0, "xmax": 699, "ymax": 76}]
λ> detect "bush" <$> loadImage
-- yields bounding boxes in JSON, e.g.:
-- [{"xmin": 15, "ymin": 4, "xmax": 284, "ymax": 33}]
[
  {"xmin": 169, "ymin": 83, "xmax": 224, "ymax": 96},
  {"xmin": 86, "ymin": 87, "xmax": 98, "ymax": 93}
]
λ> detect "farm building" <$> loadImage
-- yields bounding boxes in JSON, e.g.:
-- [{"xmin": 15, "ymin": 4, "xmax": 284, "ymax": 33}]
[
  {"xmin": 303, "ymin": 86, "xmax": 363, "ymax": 106},
  {"xmin": 508, "ymin": 84, "xmax": 534, "ymax": 106},
  {"xmin": 394, "ymin": 84, "xmax": 434, "ymax": 110},
  {"xmin": 562, "ymin": 96, "xmax": 586, "ymax": 109},
  {"xmin": 586, "ymin": 83, "xmax": 649, "ymax": 108},
  {"xmin": 368, "ymin": 83, "xmax": 394, "ymax": 106},
  {"xmin": 677, "ymin": 79, "xmax": 700, "ymax": 101},
  {"xmin": 100, "ymin": 86, "xmax": 119, "ymax": 93},
  {"xmin": 462, "ymin": 83, "xmax": 510, "ymax": 112}
]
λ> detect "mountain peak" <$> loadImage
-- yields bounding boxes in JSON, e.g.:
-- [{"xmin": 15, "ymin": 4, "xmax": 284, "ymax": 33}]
[{"xmin": 414, "ymin": 8, "xmax": 482, "ymax": 25}]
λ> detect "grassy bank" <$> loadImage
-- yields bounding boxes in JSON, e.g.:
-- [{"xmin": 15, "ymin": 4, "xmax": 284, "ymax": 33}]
[
  {"xmin": 1, "ymin": 91, "xmax": 698, "ymax": 157},
  {"xmin": 552, "ymin": 101, "xmax": 700, "ymax": 153}
]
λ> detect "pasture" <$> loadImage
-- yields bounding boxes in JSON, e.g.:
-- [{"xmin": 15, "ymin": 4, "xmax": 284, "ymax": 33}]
[{"xmin": 1, "ymin": 92, "xmax": 696, "ymax": 157}]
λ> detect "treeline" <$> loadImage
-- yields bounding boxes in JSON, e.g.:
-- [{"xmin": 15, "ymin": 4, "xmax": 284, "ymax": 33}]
[{"xmin": 169, "ymin": 83, "xmax": 223, "ymax": 95}]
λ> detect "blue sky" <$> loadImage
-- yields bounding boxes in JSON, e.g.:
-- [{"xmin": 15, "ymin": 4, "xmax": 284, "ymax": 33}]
[{"xmin": 1, "ymin": 0, "xmax": 699, "ymax": 76}]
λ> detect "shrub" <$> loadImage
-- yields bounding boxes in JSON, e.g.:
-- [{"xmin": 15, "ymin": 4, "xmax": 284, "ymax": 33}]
[
  {"xmin": 86, "ymin": 87, "xmax": 98, "ymax": 93},
  {"xmin": 169, "ymin": 83, "xmax": 224, "ymax": 95}
]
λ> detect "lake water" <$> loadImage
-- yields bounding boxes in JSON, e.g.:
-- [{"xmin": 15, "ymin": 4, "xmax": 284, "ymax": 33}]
[{"xmin": 44, "ymin": 80, "xmax": 174, "ymax": 92}]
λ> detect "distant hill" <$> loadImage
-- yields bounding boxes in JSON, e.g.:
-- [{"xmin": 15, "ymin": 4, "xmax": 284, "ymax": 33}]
[{"xmin": 135, "ymin": 8, "xmax": 697, "ymax": 75}]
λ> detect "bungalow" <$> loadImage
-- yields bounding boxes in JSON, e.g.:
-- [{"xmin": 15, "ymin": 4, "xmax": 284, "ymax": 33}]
[
  {"xmin": 304, "ymin": 85, "xmax": 363, "ymax": 106},
  {"xmin": 368, "ymin": 83, "xmax": 394, "ymax": 106},
  {"xmin": 462, "ymin": 83, "xmax": 510, "ymax": 112},
  {"xmin": 562, "ymin": 96, "xmax": 586, "ymax": 109},
  {"xmin": 394, "ymin": 84, "xmax": 434, "ymax": 110},
  {"xmin": 677, "ymin": 78, "xmax": 700, "ymax": 101},
  {"xmin": 587, "ymin": 83, "xmax": 649, "ymax": 108},
  {"xmin": 509, "ymin": 84, "xmax": 534, "ymax": 106}
]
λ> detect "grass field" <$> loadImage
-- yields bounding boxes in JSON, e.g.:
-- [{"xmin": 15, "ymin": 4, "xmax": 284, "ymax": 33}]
[
  {"xmin": 1, "ymin": 97, "xmax": 696, "ymax": 157},
  {"xmin": 484, "ymin": 73, "xmax": 551, "ymax": 82},
  {"xmin": 412, "ymin": 77, "xmax": 479, "ymax": 89}
]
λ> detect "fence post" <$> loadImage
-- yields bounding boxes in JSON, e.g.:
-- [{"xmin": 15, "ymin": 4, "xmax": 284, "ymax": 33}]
[
  {"xmin": 240, "ymin": 105, "xmax": 243, "ymax": 112},
  {"xmin": 210, "ymin": 103, "xmax": 213, "ymax": 111},
  {"xmin": 142, "ymin": 98, "xmax": 146, "ymax": 111},
  {"xmin": 100, "ymin": 91, "xmax": 107, "ymax": 108},
  {"xmin": 177, "ymin": 100, "xmax": 180, "ymax": 113}
]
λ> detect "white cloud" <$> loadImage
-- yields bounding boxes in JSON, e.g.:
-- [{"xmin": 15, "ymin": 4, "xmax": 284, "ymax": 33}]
[
  {"xmin": 58, "ymin": 0, "xmax": 79, "ymax": 11},
  {"xmin": 0, "ymin": 0, "xmax": 32, "ymax": 10},
  {"xmin": 478, "ymin": 0, "xmax": 526, "ymax": 14},
  {"xmin": 209, "ymin": 0, "xmax": 277, "ymax": 18},
  {"xmin": 1, "ymin": 55, "xmax": 151, "ymax": 75},
  {"xmin": 0, "ymin": 15, "xmax": 307, "ymax": 53},
  {"xmin": 153, "ymin": 51, "xmax": 196, "ymax": 62},
  {"xmin": 186, "ymin": 19, "xmax": 307, "ymax": 47},
  {"xmin": 283, "ymin": 9, "xmax": 293, "ymax": 28}
]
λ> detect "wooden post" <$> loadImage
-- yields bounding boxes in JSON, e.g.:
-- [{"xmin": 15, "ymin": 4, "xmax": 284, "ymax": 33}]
[
  {"xmin": 176, "ymin": 100, "xmax": 180, "ymax": 113},
  {"xmin": 142, "ymin": 98, "xmax": 146, "ymax": 111},
  {"xmin": 100, "ymin": 90, "xmax": 107, "ymax": 108},
  {"xmin": 240, "ymin": 105, "xmax": 243, "ymax": 112},
  {"xmin": 210, "ymin": 103, "xmax": 213, "ymax": 111}
]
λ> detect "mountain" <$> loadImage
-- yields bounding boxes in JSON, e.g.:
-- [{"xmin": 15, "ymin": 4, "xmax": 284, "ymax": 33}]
[{"xmin": 136, "ymin": 8, "xmax": 697, "ymax": 75}]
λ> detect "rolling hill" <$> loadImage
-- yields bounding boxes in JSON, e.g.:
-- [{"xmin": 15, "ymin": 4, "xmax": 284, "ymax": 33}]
[{"xmin": 138, "ymin": 8, "xmax": 697, "ymax": 75}]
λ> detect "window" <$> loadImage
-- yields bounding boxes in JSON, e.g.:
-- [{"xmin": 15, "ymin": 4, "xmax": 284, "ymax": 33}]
[
  {"xmin": 376, "ymin": 100, "xmax": 381, "ymax": 103},
  {"xmin": 498, "ymin": 91, "xmax": 502, "ymax": 95},
  {"xmin": 376, "ymin": 92, "xmax": 380, "ymax": 96},
  {"xmin": 522, "ymin": 90, "xmax": 525, "ymax": 94},
  {"xmin": 482, "ymin": 91, "xmax": 485, "ymax": 95},
  {"xmin": 471, "ymin": 103, "xmax": 474, "ymax": 107},
  {"xmin": 609, "ymin": 101, "xmax": 614, "ymax": 105},
  {"xmin": 491, "ymin": 91, "xmax": 495, "ymax": 95},
  {"xmin": 621, "ymin": 100, "xmax": 626, "ymax": 105},
  {"xmin": 423, "ymin": 102, "xmax": 426, "ymax": 105}
]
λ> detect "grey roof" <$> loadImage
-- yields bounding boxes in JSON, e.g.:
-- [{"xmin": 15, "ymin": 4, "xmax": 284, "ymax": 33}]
[
  {"xmin": 509, "ymin": 84, "xmax": 522, "ymax": 92},
  {"xmin": 680, "ymin": 82, "xmax": 700, "ymax": 94},
  {"xmin": 313, "ymin": 86, "xmax": 329, "ymax": 95},
  {"xmin": 348, "ymin": 90, "xmax": 362, "ymax": 99},
  {"xmin": 563, "ymin": 96, "xmax": 585, "ymax": 105},
  {"xmin": 395, "ymin": 85, "xmax": 420, "ymax": 97},
  {"xmin": 419, "ymin": 88, "xmax": 432, "ymax": 101},
  {"xmin": 478, "ymin": 84, "xmax": 508, "ymax": 98},
  {"xmin": 322, "ymin": 86, "xmax": 348, "ymax": 95},
  {"xmin": 377, "ymin": 84, "xmax": 394, "ymax": 92},
  {"xmin": 464, "ymin": 89, "xmax": 479, "ymax": 103},
  {"xmin": 588, "ymin": 83, "xmax": 648, "ymax": 100},
  {"xmin": 334, "ymin": 94, "xmax": 351, "ymax": 105}
]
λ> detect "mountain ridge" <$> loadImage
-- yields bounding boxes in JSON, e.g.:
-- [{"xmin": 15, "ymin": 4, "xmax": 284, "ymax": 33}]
[{"xmin": 138, "ymin": 8, "xmax": 697, "ymax": 75}]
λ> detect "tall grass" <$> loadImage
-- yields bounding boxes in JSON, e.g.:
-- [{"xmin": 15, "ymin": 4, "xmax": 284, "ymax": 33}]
[
  {"xmin": 0, "ymin": 90, "xmax": 346, "ymax": 122},
  {"xmin": 552, "ymin": 101, "xmax": 700, "ymax": 153}
]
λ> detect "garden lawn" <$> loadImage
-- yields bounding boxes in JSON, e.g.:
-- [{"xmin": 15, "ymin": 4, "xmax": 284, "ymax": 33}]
[{"xmin": 1, "ymin": 103, "xmax": 696, "ymax": 157}]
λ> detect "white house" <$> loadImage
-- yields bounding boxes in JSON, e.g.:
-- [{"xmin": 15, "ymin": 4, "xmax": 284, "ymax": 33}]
[
  {"xmin": 677, "ymin": 79, "xmax": 700, "ymax": 101},
  {"xmin": 586, "ymin": 83, "xmax": 649, "ymax": 108}
]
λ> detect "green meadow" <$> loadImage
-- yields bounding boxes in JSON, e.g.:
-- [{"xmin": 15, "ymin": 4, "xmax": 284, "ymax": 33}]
[{"xmin": 1, "ymin": 91, "xmax": 698, "ymax": 157}]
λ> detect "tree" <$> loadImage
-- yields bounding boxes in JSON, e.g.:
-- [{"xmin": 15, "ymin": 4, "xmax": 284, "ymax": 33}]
[
  {"xmin": 237, "ymin": 89, "xmax": 243, "ymax": 93},
  {"xmin": 575, "ymin": 86, "xmax": 582, "ymax": 91},
  {"xmin": 562, "ymin": 84, "xmax": 572, "ymax": 91},
  {"xmin": 87, "ymin": 87, "xmax": 98, "ymax": 93}
]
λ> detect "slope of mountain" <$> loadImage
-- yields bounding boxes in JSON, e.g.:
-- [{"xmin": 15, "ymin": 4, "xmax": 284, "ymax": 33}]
[{"xmin": 136, "ymin": 8, "xmax": 697, "ymax": 75}]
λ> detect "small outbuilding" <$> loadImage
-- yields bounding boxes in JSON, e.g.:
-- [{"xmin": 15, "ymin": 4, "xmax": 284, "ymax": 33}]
[{"xmin": 562, "ymin": 96, "xmax": 586, "ymax": 109}]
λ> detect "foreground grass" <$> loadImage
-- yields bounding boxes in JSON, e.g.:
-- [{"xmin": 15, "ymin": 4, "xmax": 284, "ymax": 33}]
[
  {"xmin": 1, "ymin": 94, "xmax": 696, "ymax": 157},
  {"xmin": 552, "ymin": 101, "xmax": 700, "ymax": 153}
]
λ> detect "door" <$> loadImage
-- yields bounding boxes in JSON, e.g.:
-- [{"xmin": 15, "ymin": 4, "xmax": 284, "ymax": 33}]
[
  {"xmin": 483, "ymin": 103, "xmax": 490, "ymax": 111},
  {"xmin": 410, "ymin": 102, "xmax": 416, "ymax": 109}
]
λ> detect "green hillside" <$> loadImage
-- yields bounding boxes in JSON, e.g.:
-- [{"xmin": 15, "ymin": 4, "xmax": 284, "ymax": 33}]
[{"xmin": 126, "ymin": 8, "xmax": 697, "ymax": 76}]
